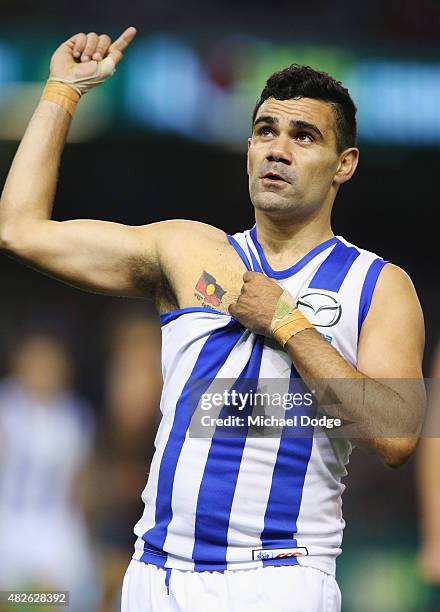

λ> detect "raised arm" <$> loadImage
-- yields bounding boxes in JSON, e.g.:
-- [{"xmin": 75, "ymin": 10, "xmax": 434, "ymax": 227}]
[{"xmin": 0, "ymin": 28, "xmax": 167, "ymax": 298}]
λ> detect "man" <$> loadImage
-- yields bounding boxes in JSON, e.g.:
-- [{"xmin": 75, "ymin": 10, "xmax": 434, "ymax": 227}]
[
  {"xmin": 0, "ymin": 28, "xmax": 425, "ymax": 612},
  {"xmin": 0, "ymin": 332, "xmax": 98, "ymax": 611}
]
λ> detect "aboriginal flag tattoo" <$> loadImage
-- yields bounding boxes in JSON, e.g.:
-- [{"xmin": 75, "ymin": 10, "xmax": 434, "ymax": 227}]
[{"xmin": 195, "ymin": 271, "xmax": 226, "ymax": 307}]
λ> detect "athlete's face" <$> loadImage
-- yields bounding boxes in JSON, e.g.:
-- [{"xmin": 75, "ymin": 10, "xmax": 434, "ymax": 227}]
[{"xmin": 247, "ymin": 97, "xmax": 358, "ymax": 218}]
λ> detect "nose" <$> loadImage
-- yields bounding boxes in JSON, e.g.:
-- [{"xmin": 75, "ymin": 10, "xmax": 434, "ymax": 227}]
[{"xmin": 266, "ymin": 137, "xmax": 292, "ymax": 165}]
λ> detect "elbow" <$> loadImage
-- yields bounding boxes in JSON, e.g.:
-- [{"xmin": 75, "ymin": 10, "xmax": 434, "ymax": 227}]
[
  {"xmin": 380, "ymin": 437, "xmax": 419, "ymax": 469},
  {"xmin": 0, "ymin": 219, "xmax": 17, "ymax": 253},
  {"xmin": 384, "ymin": 455, "xmax": 411, "ymax": 469},
  {"xmin": 0, "ymin": 221, "xmax": 27, "ymax": 255},
  {"xmin": 0, "ymin": 226, "xmax": 14, "ymax": 253}
]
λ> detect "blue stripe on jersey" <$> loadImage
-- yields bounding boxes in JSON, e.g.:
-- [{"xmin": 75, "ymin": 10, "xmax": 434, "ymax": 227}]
[
  {"xmin": 140, "ymin": 319, "xmax": 246, "ymax": 566},
  {"xmin": 160, "ymin": 307, "xmax": 229, "ymax": 326},
  {"xmin": 192, "ymin": 336, "xmax": 264, "ymax": 571},
  {"xmin": 259, "ymin": 367, "xmax": 315, "ymax": 568},
  {"xmin": 226, "ymin": 234, "xmax": 252, "ymax": 271},
  {"xmin": 358, "ymin": 258, "xmax": 388, "ymax": 336},
  {"xmin": 308, "ymin": 240, "xmax": 360, "ymax": 292},
  {"xmin": 245, "ymin": 234, "xmax": 263, "ymax": 273},
  {"xmin": 249, "ymin": 226, "xmax": 338, "ymax": 280}
]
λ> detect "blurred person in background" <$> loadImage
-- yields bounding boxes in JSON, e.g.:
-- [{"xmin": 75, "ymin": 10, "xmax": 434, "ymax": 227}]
[
  {"xmin": 0, "ymin": 25, "xmax": 426, "ymax": 612},
  {"xmin": 0, "ymin": 331, "xmax": 100, "ymax": 611},
  {"xmin": 95, "ymin": 310, "xmax": 162, "ymax": 612},
  {"xmin": 417, "ymin": 342, "xmax": 440, "ymax": 610}
]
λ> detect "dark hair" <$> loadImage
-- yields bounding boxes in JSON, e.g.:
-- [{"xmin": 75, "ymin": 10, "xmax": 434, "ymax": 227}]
[{"xmin": 252, "ymin": 64, "xmax": 357, "ymax": 153}]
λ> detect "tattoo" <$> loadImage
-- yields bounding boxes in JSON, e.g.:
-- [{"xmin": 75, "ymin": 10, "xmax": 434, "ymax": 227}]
[{"xmin": 194, "ymin": 271, "xmax": 226, "ymax": 308}]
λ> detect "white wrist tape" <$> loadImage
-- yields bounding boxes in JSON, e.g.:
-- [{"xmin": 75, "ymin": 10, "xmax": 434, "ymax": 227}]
[
  {"xmin": 50, "ymin": 56, "xmax": 116, "ymax": 96},
  {"xmin": 270, "ymin": 289, "xmax": 297, "ymax": 329},
  {"xmin": 270, "ymin": 289, "xmax": 313, "ymax": 347}
]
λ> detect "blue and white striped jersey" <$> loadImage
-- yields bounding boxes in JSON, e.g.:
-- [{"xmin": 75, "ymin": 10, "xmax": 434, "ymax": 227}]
[{"xmin": 132, "ymin": 227, "xmax": 387, "ymax": 576}]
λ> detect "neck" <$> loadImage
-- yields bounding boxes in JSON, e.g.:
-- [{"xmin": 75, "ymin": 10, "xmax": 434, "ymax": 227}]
[{"xmin": 254, "ymin": 209, "xmax": 334, "ymax": 258}]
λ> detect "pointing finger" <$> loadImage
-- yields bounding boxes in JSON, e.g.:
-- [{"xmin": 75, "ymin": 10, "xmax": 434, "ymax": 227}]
[
  {"xmin": 112, "ymin": 26, "xmax": 137, "ymax": 51},
  {"xmin": 109, "ymin": 26, "xmax": 137, "ymax": 64}
]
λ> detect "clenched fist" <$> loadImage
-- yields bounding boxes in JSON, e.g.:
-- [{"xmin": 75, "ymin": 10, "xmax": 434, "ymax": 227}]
[
  {"xmin": 228, "ymin": 272, "xmax": 284, "ymax": 336},
  {"xmin": 48, "ymin": 26, "xmax": 137, "ymax": 95}
]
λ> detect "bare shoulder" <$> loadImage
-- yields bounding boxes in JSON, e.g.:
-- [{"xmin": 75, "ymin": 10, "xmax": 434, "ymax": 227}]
[
  {"xmin": 367, "ymin": 263, "xmax": 422, "ymax": 313},
  {"xmin": 376, "ymin": 262, "xmax": 416, "ymax": 288},
  {"xmin": 362, "ymin": 263, "xmax": 424, "ymax": 335},
  {"xmin": 358, "ymin": 262, "xmax": 425, "ymax": 377}
]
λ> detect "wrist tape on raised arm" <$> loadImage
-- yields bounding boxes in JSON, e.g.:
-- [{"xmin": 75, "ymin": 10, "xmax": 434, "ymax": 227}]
[
  {"xmin": 41, "ymin": 81, "xmax": 81, "ymax": 116},
  {"xmin": 271, "ymin": 289, "xmax": 314, "ymax": 347},
  {"xmin": 41, "ymin": 56, "xmax": 116, "ymax": 115}
]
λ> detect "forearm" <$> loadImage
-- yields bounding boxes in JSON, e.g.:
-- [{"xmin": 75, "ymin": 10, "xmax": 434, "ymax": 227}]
[
  {"xmin": 284, "ymin": 327, "xmax": 423, "ymax": 464},
  {"xmin": 0, "ymin": 98, "xmax": 71, "ymax": 242}
]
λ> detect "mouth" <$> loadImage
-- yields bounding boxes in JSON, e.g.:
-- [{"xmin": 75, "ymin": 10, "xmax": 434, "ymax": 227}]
[{"xmin": 261, "ymin": 172, "xmax": 289, "ymax": 184}]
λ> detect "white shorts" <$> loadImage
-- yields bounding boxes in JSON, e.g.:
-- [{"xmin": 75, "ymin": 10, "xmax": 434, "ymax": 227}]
[{"xmin": 121, "ymin": 559, "xmax": 341, "ymax": 612}]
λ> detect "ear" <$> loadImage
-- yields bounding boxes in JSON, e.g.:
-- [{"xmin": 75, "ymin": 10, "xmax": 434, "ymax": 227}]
[
  {"xmin": 247, "ymin": 137, "xmax": 252, "ymax": 176},
  {"xmin": 333, "ymin": 148, "xmax": 359, "ymax": 185}
]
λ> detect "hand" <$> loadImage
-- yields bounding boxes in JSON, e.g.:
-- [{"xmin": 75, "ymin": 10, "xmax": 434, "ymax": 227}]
[
  {"xmin": 49, "ymin": 27, "xmax": 137, "ymax": 88},
  {"xmin": 228, "ymin": 272, "xmax": 284, "ymax": 336}
]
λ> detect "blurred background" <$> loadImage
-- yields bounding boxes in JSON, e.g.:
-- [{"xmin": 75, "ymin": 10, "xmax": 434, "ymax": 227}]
[{"xmin": 1, "ymin": 1, "xmax": 440, "ymax": 610}]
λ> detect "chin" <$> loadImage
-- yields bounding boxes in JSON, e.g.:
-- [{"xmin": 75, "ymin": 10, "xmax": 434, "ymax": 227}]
[{"xmin": 252, "ymin": 192, "xmax": 298, "ymax": 215}]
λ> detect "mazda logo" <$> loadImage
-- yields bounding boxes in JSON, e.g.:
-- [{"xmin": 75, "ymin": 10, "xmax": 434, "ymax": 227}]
[{"xmin": 296, "ymin": 292, "xmax": 342, "ymax": 327}]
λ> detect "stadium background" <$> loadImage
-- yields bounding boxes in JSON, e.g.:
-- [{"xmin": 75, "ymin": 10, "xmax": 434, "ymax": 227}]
[{"xmin": 1, "ymin": 1, "xmax": 439, "ymax": 610}]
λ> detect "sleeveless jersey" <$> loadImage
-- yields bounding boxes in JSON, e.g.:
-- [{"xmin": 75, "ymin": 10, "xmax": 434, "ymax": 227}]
[{"xmin": 132, "ymin": 227, "xmax": 388, "ymax": 576}]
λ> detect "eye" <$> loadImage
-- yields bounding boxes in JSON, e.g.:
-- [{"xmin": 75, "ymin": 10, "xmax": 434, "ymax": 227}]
[
  {"xmin": 258, "ymin": 126, "xmax": 274, "ymax": 137},
  {"xmin": 297, "ymin": 132, "xmax": 314, "ymax": 143}
]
